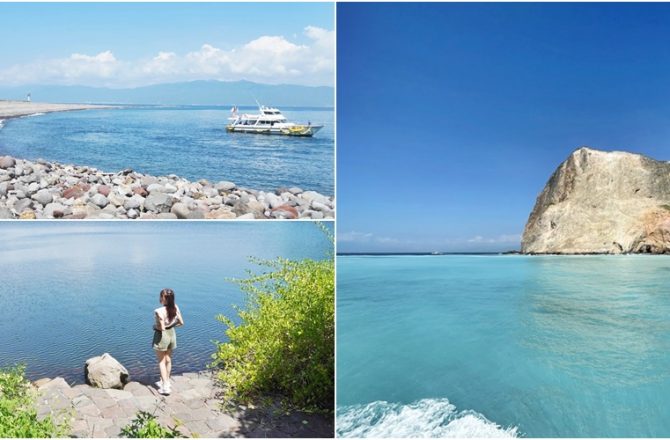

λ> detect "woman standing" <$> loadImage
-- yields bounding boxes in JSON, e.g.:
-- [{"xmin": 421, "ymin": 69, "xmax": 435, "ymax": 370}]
[{"xmin": 152, "ymin": 288, "xmax": 184, "ymax": 395}]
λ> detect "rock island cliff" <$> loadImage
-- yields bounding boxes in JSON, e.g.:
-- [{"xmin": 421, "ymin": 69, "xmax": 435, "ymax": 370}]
[{"xmin": 522, "ymin": 147, "xmax": 670, "ymax": 254}]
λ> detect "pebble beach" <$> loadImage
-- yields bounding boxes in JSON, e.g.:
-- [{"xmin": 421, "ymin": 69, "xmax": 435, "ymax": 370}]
[{"xmin": 0, "ymin": 102, "xmax": 334, "ymax": 219}]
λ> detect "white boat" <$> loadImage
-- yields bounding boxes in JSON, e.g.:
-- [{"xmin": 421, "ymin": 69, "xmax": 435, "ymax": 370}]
[{"xmin": 226, "ymin": 104, "xmax": 323, "ymax": 137}]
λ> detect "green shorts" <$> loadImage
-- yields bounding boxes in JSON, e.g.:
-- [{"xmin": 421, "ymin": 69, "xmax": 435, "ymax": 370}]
[{"xmin": 153, "ymin": 328, "xmax": 177, "ymax": 351}]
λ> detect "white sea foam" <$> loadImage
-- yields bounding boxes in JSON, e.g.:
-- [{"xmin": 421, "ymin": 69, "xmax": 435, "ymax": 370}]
[
  {"xmin": 0, "ymin": 119, "xmax": 4, "ymax": 129},
  {"xmin": 24, "ymin": 112, "xmax": 46, "ymax": 117},
  {"xmin": 336, "ymin": 398, "xmax": 519, "ymax": 438}
]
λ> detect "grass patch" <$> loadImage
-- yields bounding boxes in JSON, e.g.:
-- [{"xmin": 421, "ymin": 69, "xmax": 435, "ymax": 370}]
[
  {"xmin": 0, "ymin": 365, "xmax": 69, "ymax": 438},
  {"xmin": 120, "ymin": 411, "xmax": 185, "ymax": 438}
]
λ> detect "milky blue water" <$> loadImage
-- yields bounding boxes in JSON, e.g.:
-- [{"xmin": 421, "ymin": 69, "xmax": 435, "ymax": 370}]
[
  {"xmin": 337, "ymin": 255, "xmax": 670, "ymax": 437},
  {"xmin": 0, "ymin": 222, "xmax": 332, "ymax": 384},
  {"xmin": 0, "ymin": 106, "xmax": 333, "ymax": 195}
]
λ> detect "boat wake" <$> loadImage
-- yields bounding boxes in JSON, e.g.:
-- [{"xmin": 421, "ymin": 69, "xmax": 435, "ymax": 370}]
[{"xmin": 336, "ymin": 398, "xmax": 519, "ymax": 438}]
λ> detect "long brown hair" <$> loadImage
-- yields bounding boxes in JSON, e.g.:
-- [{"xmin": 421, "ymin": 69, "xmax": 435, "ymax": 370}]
[{"xmin": 160, "ymin": 288, "xmax": 177, "ymax": 322}]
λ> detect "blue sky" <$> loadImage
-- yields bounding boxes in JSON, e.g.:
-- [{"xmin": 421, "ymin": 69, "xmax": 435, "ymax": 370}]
[
  {"xmin": 0, "ymin": 3, "xmax": 334, "ymax": 87},
  {"xmin": 337, "ymin": 3, "xmax": 670, "ymax": 253}
]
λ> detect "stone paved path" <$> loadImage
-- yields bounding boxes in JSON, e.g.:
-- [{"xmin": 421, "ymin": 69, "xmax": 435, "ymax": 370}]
[{"xmin": 34, "ymin": 371, "xmax": 333, "ymax": 438}]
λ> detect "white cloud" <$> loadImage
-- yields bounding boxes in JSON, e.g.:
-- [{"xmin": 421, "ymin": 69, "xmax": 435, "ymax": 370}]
[
  {"xmin": 0, "ymin": 26, "xmax": 334, "ymax": 87},
  {"xmin": 338, "ymin": 231, "xmax": 405, "ymax": 245},
  {"xmin": 467, "ymin": 234, "xmax": 522, "ymax": 244},
  {"xmin": 338, "ymin": 231, "xmax": 374, "ymax": 243}
]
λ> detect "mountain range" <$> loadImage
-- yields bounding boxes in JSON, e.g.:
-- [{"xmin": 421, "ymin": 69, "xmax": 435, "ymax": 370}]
[{"xmin": 0, "ymin": 80, "xmax": 333, "ymax": 108}]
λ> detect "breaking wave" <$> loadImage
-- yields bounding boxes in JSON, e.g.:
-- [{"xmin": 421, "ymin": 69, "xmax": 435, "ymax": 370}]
[{"xmin": 336, "ymin": 398, "xmax": 519, "ymax": 438}]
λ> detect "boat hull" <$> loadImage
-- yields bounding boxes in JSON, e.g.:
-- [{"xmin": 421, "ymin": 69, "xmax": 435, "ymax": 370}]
[{"xmin": 226, "ymin": 125, "xmax": 323, "ymax": 137}]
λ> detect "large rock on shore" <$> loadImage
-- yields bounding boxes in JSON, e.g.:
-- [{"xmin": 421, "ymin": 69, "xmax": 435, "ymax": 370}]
[
  {"xmin": 85, "ymin": 353, "xmax": 129, "ymax": 389},
  {"xmin": 522, "ymin": 147, "xmax": 670, "ymax": 254}
]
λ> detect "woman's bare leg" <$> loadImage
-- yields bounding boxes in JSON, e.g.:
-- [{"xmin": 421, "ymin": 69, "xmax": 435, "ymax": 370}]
[
  {"xmin": 165, "ymin": 349, "xmax": 173, "ymax": 381},
  {"xmin": 155, "ymin": 350, "xmax": 168, "ymax": 386}
]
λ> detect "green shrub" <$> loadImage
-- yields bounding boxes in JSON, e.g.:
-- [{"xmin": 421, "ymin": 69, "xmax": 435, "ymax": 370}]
[
  {"xmin": 211, "ymin": 247, "xmax": 334, "ymax": 411},
  {"xmin": 119, "ymin": 411, "xmax": 185, "ymax": 438},
  {"xmin": 0, "ymin": 365, "xmax": 69, "ymax": 438}
]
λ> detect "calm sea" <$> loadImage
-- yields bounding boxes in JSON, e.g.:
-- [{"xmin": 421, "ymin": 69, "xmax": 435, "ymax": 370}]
[
  {"xmin": 337, "ymin": 255, "xmax": 670, "ymax": 437},
  {"xmin": 0, "ymin": 106, "xmax": 334, "ymax": 195},
  {"xmin": 0, "ymin": 222, "xmax": 332, "ymax": 384}
]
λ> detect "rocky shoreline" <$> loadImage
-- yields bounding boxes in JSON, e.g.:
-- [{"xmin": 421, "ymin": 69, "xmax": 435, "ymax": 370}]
[
  {"xmin": 0, "ymin": 155, "xmax": 334, "ymax": 219},
  {"xmin": 33, "ymin": 370, "xmax": 333, "ymax": 438}
]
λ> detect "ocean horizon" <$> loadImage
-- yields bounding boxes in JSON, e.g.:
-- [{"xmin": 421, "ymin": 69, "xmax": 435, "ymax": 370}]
[{"xmin": 337, "ymin": 254, "xmax": 670, "ymax": 437}]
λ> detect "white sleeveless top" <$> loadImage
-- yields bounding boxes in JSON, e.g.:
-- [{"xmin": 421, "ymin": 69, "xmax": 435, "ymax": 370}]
[{"xmin": 155, "ymin": 306, "xmax": 179, "ymax": 329}]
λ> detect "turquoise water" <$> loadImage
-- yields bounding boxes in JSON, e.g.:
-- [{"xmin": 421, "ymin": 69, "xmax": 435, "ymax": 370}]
[
  {"xmin": 0, "ymin": 222, "xmax": 332, "ymax": 384},
  {"xmin": 0, "ymin": 106, "xmax": 333, "ymax": 195},
  {"xmin": 337, "ymin": 255, "xmax": 670, "ymax": 437}
]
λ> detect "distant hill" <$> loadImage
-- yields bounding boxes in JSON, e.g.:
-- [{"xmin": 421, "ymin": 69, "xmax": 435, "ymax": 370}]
[{"xmin": 0, "ymin": 80, "xmax": 333, "ymax": 107}]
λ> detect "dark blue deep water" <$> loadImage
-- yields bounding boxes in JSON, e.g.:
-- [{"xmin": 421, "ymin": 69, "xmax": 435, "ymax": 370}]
[
  {"xmin": 0, "ymin": 222, "xmax": 332, "ymax": 384},
  {"xmin": 0, "ymin": 106, "xmax": 333, "ymax": 195}
]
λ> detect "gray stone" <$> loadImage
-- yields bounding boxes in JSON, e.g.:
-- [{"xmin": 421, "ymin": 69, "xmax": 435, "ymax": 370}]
[
  {"xmin": 31, "ymin": 189, "xmax": 52, "ymax": 205},
  {"xmin": 0, "ymin": 156, "xmax": 16, "ymax": 169},
  {"xmin": 232, "ymin": 200, "xmax": 265, "ymax": 218},
  {"xmin": 85, "ymin": 353, "xmax": 129, "ymax": 389},
  {"xmin": 237, "ymin": 213, "xmax": 256, "ymax": 219},
  {"xmin": 71, "ymin": 394, "xmax": 94, "ymax": 409},
  {"xmin": 116, "ymin": 184, "xmax": 133, "ymax": 197},
  {"xmin": 135, "ymin": 395, "xmax": 161, "ymax": 412},
  {"xmin": 303, "ymin": 210, "xmax": 324, "ymax": 220},
  {"xmin": 104, "ymin": 388, "xmax": 134, "ymax": 400},
  {"xmin": 170, "ymin": 202, "xmax": 191, "ymax": 219},
  {"xmin": 144, "ymin": 193, "xmax": 172, "ymax": 213},
  {"xmin": 311, "ymin": 200, "xmax": 331, "ymax": 211},
  {"xmin": 0, "ymin": 207, "xmax": 12, "ymax": 219},
  {"xmin": 34, "ymin": 377, "xmax": 52, "ymax": 388},
  {"xmin": 123, "ymin": 195, "xmax": 143, "ymax": 210},
  {"xmin": 215, "ymin": 181, "xmax": 236, "ymax": 192},
  {"xmin": 124, "ymin": 381, "xmax": 154, "ymax": 397},
  {"xmin": 203, "ymin": 187, "xmax": 218, "ymax": 198},
  {"xmin": 26, "ymin": 181, "xmax": 40, "ymax": 195},
  {"xmin": 157, "ymin": 212, "xmax": 178, "ymax": 219},
  {"xmin": 187, "ymin": 210, "xmax": 206, "ymax": 219},
  {"xmin": 38, "ymin": 377, "xmax": 71, "ymax": 391},
  {"xmin": 44, "ymin": 202, "xmax": 67, "ymax": 218},
  {"xmin": 265, "ymin": 193, "xmax": 284, "ymax": 209},
  {"xmin": 147, "ymin": 183, "xmax": 166, "ymax": 193},
  {"xmin": 0, "ymin": 181, "xmax": 8, "ymax": 196},
  {"xmin": 300, "ymin": 190, "xmax": 330, "ymax": 205},
  {"xmin": 126, "ymin": 208, "xmax": 139, "ymax": 219},
  {"xmin": 90, "ymin": 193, "xmax": 109, "ymax": 208},
  {"xmin": 13, "ymin": 198, "xmax": 33, "ymax": 213}
]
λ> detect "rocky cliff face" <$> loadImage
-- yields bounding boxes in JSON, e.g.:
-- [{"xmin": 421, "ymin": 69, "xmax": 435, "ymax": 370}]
[{"xmin": 521, "ymin": 147, "xmax": 670, "ymax": 254}]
